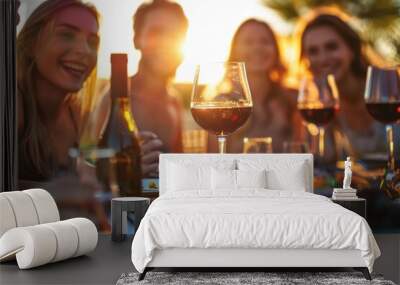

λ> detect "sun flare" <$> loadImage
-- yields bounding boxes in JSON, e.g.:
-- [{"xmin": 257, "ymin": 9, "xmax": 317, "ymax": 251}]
[
  {"xmin": 91, "ymin": 0, "xmax": 291, "ymax": 82},
  {"xmin": 18, "ymin": 0, "xmax": 291, "ymax": 82}
]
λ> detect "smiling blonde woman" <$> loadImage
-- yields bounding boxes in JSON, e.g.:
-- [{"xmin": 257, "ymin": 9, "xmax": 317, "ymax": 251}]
[{"xmin": 17, "ymin": 0, "xmax": 100, "ymax": 181}]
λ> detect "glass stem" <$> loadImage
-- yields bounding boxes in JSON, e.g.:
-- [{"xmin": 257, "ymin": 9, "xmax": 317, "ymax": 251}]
[
  {"xmin": 217, "ymin": 135, "xmax": 227, "ymax": 154},
  {"xmin": 386, "ymin": 125, "xmax": 395, "ymax": 171},
  {"xmin": 318, "ymin": 127, "xmax": 325, "ymax": 157}
]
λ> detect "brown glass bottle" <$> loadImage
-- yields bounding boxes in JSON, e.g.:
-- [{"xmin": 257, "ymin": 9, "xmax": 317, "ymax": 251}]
[{"xmin": 96, "ymin": 53, "xmax": 142, "ymax": 197}]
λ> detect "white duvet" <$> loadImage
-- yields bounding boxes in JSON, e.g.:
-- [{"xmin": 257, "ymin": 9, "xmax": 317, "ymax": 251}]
[{"xmin": 131, "ymin": 190, "xmax": 380, "ymax": 273}]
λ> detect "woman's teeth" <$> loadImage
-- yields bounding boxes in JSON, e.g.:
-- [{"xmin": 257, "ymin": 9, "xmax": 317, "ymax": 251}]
[{"xmin": 61, "ymin": 62, "xmax": 86, "ymax": 78}]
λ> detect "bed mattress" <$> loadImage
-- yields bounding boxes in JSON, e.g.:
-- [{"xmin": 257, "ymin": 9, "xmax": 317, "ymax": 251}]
[{"xmin": 131, "ymin": 190, "xmax": 380, "ymax": 273}]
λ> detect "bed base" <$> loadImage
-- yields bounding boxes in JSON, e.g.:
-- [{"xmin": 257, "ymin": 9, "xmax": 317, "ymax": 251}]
[
  {"xmin": 138, "ymin": 248, "xmax": 372, "ymax": 281},
  {"xmin": 138, "ymin": 267, "xmax": 371, "ymax": 281}
]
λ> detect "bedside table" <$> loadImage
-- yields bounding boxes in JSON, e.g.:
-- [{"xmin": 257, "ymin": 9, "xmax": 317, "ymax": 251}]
[
  {"xmin": 331, "ymin": 198, "xmax": 366, "ymax": 219},
  {"xmin": 111, "ymin": 197, "xmax": 150, "ymax": 241}
]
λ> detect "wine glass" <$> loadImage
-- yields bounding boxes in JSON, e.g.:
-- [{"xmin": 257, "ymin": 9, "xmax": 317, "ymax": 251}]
[
  {"xmin": 297, "ymin": 74, "xmax": 339, "ymax": 160},
  {"xmin": 243, "ymin": 137, "xmax": 273, "ymax": 153},
  {"xmin": 191, "ymin": 62, "xmax": 253, "ymax": 153},
  {"xmin": 364, "ymin": 66, "xmax": 400, "ymax": 198},
  {"xmin": 182, "ymin": 129, "xmax": 208, "ymax": 153},
  {"xmin": 283, "ymin": 141, "xmax": 309, "ymax": 153}
]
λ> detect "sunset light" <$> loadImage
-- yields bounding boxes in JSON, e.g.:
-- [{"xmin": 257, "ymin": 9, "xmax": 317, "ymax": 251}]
[
  {"xmin": 174, "ymin": 0, "xmax": 291, "ymax": 82},
  {"xmin": 97, "ymin": 0, "xmax": 291, "ymax": 82},
  {"xmin": 18, "ymin": 0, "xmax": 291, "ymax": 82}
]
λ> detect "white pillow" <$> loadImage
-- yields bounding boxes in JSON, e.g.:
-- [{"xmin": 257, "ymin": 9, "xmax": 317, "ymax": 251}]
[
  {"xmin": 266, "ymin": 168, "xmax": 306, "ymax": 191},
  {"xmin": 238, "ymin": 159, "xmax": 307, "ymax": 191},
  {"xmin": 211, "ymin": 169, "xmax": 267, "ymax": 190},
  {"xmin": 211, "ymin": 168, "xmax": 236, "ymax": 190},
  {"xmin": 167, "ymin": 163, "xmax": 211, "ymax": 191},
  {"xmin": 236, "ymin": 169, "xmax": 267, "ymax": 189},
  {"xmin": 166, "ymin": 159, "xmax": 236, "ymax": 192}
]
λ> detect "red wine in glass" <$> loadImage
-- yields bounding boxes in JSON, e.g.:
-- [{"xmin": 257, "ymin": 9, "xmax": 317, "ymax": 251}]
[
  {"xmin": 299, "ymin": 106, "xmax": 336, "ymax": 126},
  {"xmin": 365, "ymin": 102, "xmax": 400, "ymax": 124},
  {"xmin": 297, "ymin": 75, "xmax": 339, "ymax": 159},
  {"xmin": 364, "ymin": 66, "xmax": 400, "ymax": 199},
  {"xmin": 191, "ymin": 105, "xmax": 252, "ymax": 136},
  {"xmin": 191, "ymin": 62, "xmax": 253, "ymax": 153}
]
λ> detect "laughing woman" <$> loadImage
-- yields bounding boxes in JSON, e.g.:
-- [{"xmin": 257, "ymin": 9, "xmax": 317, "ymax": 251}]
[
  {"xmin": 16, "ymin": 0, "xmax": 161, "ymax": 229},
  {"xmin": 18, "ymin": 0, "xmax": 161, "ymax": 183},
  {"xmin": 16, "ymin": 0, "xmax": 110, "ymax": 227},
  {"xmin": 17, "ymin": 0, "xmax": 100, "ymax": 181}
]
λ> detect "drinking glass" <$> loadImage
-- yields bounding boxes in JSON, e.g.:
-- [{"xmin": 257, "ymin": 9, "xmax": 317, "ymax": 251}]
[
  {"xmin": 297, "ymin": 75, "xmax": 339, "ymax": 159},
  {"xmin": 243, "ymin": 137, "xmax": 273, "ymax": 153},
  {"xmin": 191, "ymin": 62, "xmax": 253, "ymax": 153},
  {"xmin": 182, "ymin": 129, "xmax": 208, "ymax": 153},
  {"xmin": 283, "ymin": 141, "xmax": 309, "ymax": 153},
  {"xmin": 364, "ymin": 66, "xmax": 400, "ymax": 198}
]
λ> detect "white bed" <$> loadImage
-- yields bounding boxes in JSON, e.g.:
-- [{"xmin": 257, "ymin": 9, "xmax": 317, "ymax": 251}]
[{"xmin": 131, "ymin": 154, "xmax": 380, "ymax": 280}]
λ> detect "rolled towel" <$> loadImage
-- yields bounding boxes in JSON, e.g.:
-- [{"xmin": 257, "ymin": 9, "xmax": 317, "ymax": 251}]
[
  {"xmin": 0, "ymin": 196, "xmax": 17, "ymax": 237},
  {"xmin": 23, "ymin": 189, "xmax": 60, "ymax": 224},
  {"xmin": 0, "ymin": 218, "xmax": 98, "ymax": 269},
  {"xmin": 0, "ymin": 191, "xmax": 39, "ymax": 228}
]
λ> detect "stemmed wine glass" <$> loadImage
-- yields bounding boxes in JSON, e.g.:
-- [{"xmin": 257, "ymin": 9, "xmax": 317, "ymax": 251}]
[
  {"xmin": 191, "ymin": 62, "xmax": 253, "ymax": 153},
  {"xmin": 297, "ymin": 74, "xmax": 339, "ymax": 160},
  {"xmin": 364, "ymin": 66, "xmax": 400, "ymax": 198}
]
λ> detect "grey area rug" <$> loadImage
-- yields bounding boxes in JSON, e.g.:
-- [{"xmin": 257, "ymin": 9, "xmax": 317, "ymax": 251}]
[{"xmin": 116, "ymin": 272, "xmax": 396, "ymax": 285}]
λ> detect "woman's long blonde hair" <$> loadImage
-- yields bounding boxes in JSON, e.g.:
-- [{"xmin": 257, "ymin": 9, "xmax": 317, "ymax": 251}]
[{"xmin": 17, "ymin": 0, "xmax": 99, "ymax": 180}]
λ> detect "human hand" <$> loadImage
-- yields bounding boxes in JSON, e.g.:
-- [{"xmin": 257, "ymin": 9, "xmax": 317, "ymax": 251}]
[
  {"xmin": 138, "ymin": 131, "xmax": 163, "ymax": 178},
  {"xmin": 76, "ymin": 157, "xmax": 111, "ymax": 231},
  {"xmin": 76, "ymin": 157, "xmax": 103, "ymax": 192}
]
